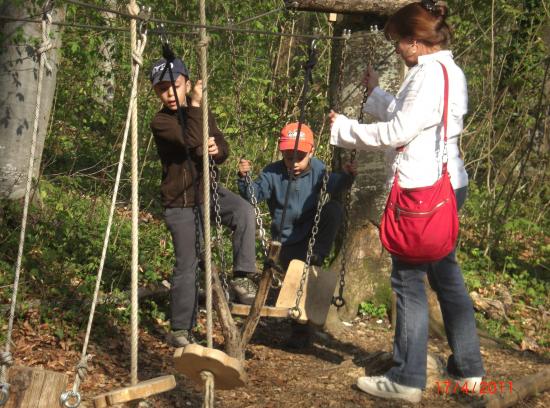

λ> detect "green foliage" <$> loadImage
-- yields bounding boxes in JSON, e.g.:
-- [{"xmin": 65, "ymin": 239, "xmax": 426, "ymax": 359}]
[{"xmin": 358, "ymin": 301, "xmax": 388, "ymax": 320}]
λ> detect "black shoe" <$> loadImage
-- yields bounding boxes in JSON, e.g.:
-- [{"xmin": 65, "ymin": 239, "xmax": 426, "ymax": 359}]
[{"xmin": 286, "ymin": 322, "xmax": 313, "ymax": 349}]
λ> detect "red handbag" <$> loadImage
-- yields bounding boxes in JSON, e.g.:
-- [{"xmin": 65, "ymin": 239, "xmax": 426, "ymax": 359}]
[{"xmin": 380, "ymin": 62, "xmax": 459, "ymax": 264}]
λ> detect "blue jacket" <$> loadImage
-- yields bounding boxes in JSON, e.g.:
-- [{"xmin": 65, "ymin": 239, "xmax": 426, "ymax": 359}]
[{"xmin": 237, "ymin": 157, "xmax": 353, "ymax": 245}]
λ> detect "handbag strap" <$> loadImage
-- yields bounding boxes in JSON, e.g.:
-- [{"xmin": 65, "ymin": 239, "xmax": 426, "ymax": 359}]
[{"xmin": 393, "ymin": 61, "xmax": 450, "ymax": 183}]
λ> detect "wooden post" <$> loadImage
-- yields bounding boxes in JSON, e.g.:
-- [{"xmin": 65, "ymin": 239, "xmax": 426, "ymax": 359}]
[
  {"xmin": 5, "ymin": 366, "xmax": 68, "ymax": 408},
  {"xmin": 286, "ymin": 0, "xmax": 414, "ymax": 15}
]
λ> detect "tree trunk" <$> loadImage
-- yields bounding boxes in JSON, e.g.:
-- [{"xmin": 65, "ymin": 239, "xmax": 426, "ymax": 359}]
[
  {"xmin": 92, "ymin": 0, "xmax": 116, "ymax": 107},
  {"xmin": 325, "ymin": 16, "xmax": 403, "ymax": 330},
  {"xmin": 0, "ymin": 3, "xmax": 64, "ymax": 199},
  {"xmin": 286, "ymin": 0, "xmax": 414, "ymax": 15}
]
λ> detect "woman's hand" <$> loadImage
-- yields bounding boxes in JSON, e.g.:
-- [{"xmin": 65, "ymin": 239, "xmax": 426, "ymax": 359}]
[
  {"xmin": 363, "ymin": 65, "xmax": 379, "ymax": 96},
  {"xmin": 329, "ymin": 110, "xmax": 340, "ymax": 127},
  {"xmin": 190, "ymin": 80, "xmax": 203, "ymax": 107},
  {"xmin": 238, "ymin": 158, "xmax": 251, "ymax": 177}
]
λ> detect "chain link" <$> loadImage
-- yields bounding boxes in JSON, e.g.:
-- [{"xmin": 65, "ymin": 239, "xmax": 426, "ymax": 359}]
[
  {"xmin": 209, "ymin": 157, "xmax": 230, "ymax": 298},
  {"xmin": 290, "ymin": 146, "xmax": 334, "ymax": 319}
]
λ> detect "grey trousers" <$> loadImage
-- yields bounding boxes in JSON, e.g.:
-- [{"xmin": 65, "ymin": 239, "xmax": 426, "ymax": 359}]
[{"xmin": 164, "ymin": 186, "xmax": 256, "ymax": 330}]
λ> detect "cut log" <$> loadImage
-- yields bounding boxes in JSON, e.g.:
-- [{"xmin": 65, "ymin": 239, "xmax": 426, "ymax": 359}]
[
  {"xmin": 173, "ymin": 344, "xmax": 246, "ymax": 390},
  {"xmin": 4, "ymin": 366, "xmax": 68, "ymax": 408},
  {"xmin": 469, "ymin": 367, "xmax": 550, "ymax": 408},
  {"xmin": 286, "ymin": 0, "xmax": 415, "ymax": 15},
  {"xmin": 92, "ymin": 375, "xmax": 176, "ymax": 408}
]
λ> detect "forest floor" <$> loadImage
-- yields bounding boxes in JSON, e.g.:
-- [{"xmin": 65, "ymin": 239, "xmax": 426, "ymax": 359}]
[{"xmin": 9, "ymin": 307, "xmax": 550, "ymax": 408}]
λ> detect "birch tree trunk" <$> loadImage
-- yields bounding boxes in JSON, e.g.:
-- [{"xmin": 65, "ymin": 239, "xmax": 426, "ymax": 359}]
[
  {"xmin": 0, "ymin": 3, "xmax": 64, "ymax": 199},
  {"xmin": 325, "ymin": 15, "xmax": 404, "ymax": 330},
  {"xmin": 92, "ymin": 0, "xmax": 116, "ymax": 107}
]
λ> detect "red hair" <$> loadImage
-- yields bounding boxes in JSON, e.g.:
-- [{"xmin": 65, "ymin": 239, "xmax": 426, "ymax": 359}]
[{"xmin": 384, "ymin": 1, "xmax": 452, "ymax": 47}]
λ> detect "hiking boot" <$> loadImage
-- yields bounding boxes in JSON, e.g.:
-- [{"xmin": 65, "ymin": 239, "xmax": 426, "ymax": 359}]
[
  {"xmin": 230, "ymin": 277, "xmax": 257, "ymax": 305},
  {"xmin": 356, "ymin": 376, "xmax": 422, "ymax": 403},
  {"xmin": 285, "ymin": 321, "xmax": 313, "ymax": 349},
  {"xmin": 166, "ymin": 329, "xmax": 193, "ymax": 348}
]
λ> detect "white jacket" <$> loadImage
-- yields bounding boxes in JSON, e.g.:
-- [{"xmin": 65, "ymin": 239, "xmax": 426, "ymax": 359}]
[{"xmin": 331, "ymin": 50, "xmax": 468, "ymax": 190}]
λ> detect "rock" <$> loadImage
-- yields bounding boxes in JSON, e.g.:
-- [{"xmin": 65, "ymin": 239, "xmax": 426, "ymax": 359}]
[{"xmin": 470, "ymin": 291, "xmax": 507, "ymax": 320}]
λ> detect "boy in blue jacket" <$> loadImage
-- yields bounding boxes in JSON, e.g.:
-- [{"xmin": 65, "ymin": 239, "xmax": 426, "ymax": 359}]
[
  {"xmin": 238, "ymin": 122, "xmax": 356, "ymax": 268},
  {"xmin": 238, "ymin": 123, "xmax": 356, "ymax": 346}
]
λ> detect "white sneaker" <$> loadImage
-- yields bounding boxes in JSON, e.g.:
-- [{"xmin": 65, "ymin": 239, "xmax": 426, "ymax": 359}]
[
  {"xmin": 356, "ymin": 376, "xmax": 422, "ymax": 403},
  {"xmin": 454, "ymin": 376, "xmax": 482, "ymax": 393}
]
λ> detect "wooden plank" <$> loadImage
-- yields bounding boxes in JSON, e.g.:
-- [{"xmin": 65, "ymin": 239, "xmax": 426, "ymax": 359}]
[
  {"xmin": 275, "ymin": 259, "xmax": 308, "ymax": 322},
  {"xmin": 93, "ymin": 375, "xmax": 176, "ymax": 408},
  {"xmin": 174, "ymin": 344, "xmax": 247, "ymax": 390},
  {"xmin": 231, "ymin": 303, "xmax": 290, "ymax": 318},
  {"xmin": 328, "ymin": 12, "xmax": 338, "ymax": 22},
  {"xmin": 286, "ymin": 0, "xmax": 415, "ymax": 15},
  {"xmin": 5, "ymin": 366, "xmax": 68, "ymax": 408}
]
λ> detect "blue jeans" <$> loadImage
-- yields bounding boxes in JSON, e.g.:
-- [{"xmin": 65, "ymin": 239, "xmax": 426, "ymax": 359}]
[{"xmin": 385, "ymin": 186, "xmax": 485, "ymax": 389}]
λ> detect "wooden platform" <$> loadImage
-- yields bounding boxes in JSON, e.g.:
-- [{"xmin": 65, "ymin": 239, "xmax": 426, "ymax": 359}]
[
  {"xmin": 93, "ymin": 375, "xmax": 176, "ymax": 408},
  {"xmin": 174, "ymin": 344, "xmax": 246, "ymax": 390},
  {"xmin": 5, "ymin": 366, "xmax": 68, "ymax": 408},
  {"xmin": 231, "ymin": 259, "xmax": 338, "ymax": 326},
  {"xmin": 230, "ymin": 303, "xmax": 290, "ymax": 318}
]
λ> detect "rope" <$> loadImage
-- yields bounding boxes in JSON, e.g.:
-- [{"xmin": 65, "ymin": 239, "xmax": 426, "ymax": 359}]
[
  {"xmin": 128, "ymin": 0, "xmax": 140, "ymax": 387},
  {"xmin": 0, "ymin": 5, "xmax": 53, "ymax": 394},
  {"xmin": 201, "ymin": 371, "xmax": 215, "ymax": 408},
  {"xmin": 199, "ymin": 0, "xmax": 213, "ymax": 351},
  {"xmin": 62, "ymin": 10, "xmax": 148, "ymax": 407}
]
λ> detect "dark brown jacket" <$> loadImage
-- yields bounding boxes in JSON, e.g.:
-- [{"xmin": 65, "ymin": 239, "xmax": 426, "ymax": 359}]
[{"xmin": 150, "ymin": 104, "xmax": 229, "ymax": 208}]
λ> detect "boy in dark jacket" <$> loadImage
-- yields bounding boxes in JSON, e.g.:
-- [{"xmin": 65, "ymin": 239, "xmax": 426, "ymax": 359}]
[
  {"xmin": 150, "ymin": 57, "xmax": 257, "ymax": 347},
  {"xmin": 238, "ymin": 123, "xmax": 356, "ymax": 347}
]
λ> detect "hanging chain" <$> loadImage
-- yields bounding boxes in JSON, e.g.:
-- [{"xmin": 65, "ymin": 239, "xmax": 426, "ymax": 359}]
[
  {"xmin": 244, "ymin": 173, "xmax": 269, "ymax": 257},
  {"xmin": 209, "ymin": 157, "xmax": 230, "ymax": 298},
  {"xmin": 330, "ymin": 31, "xmax": 354, "ymax": 309},
  {"xmin": 289, "ymin": 146, "xmax": 334, "ymax": 320}
]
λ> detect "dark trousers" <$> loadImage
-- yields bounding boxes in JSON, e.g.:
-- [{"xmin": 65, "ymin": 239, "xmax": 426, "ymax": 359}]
[
  {"xmin": 279, "ymin": 200, "xmax": 344, "ymax": 271},
  {"xmin": 164, "ymin": 186, "xmax": 256, "ymax": 330},
  {"xmin": 385, "ymin": 186, "xmax": 485, "ymax": 389}
]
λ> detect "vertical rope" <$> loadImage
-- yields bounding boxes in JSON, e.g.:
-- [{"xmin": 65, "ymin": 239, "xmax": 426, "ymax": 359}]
[
  {"xmin": 128, "ymin": 0, "xmax": 139, "ymax": 387},
  {"xmin": 0, "ymin": 8, "xmax": 53, "ymax": 388},
  {"xmin": 200, "ymin": 371, "xmax": 215, "ymax": 408},
  {"xmin": 198, "ymin": 0, "xmax": 212, "ymax": 350},
  {"xmin": 61, "ymin": 31, "xmax": 147, "ymax": 406}
]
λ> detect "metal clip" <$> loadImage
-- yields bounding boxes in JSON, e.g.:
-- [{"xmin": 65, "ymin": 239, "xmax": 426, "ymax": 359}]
[
  {"xmin": 343, "ymin": 28, "xmax": 352, "ymax": 40},
  {"xmin": 138, "ymin": 5, "xmax": 151, "ymax": 35},
  {"xmin": 60, "ymin": 390, "xmax": 81, "ymax": 408}
]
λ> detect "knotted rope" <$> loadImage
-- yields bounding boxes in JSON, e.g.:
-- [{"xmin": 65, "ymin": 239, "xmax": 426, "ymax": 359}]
[
  {"xmin": 201, "ymin": 371, "xmax": 215, "ymax": 408},
  {"xmin": 0, "ymin": 5, "xmax": 54, "ymax": 405},
  {"xmin": 60, "ymin": 8, "xmax": 147, "ymax": 407}
]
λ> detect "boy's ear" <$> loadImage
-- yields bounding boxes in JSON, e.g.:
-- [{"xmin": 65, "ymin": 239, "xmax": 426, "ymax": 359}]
[{"xmin": 185, "ymin": 79, "xmax": 192, "ymax": 93}]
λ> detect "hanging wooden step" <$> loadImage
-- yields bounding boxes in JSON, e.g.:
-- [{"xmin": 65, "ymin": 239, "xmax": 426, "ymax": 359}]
[
  {"xmin": 230, "ymin": 303, "xmax": 290, "ymax": 319},
  {"xmin": 174, "ymin": 344, "xmax": 246, "ymax": 390},
  {"xmin": 93, "ymin": 375, "xmax": 176, "ymax": 408},
  {"xmin": 276, "ymin": 259, "xmax": 338, "ymax": 326},
  {"xmin": 4, "ymin": 366, "xmax": 68, "ymax": 408}
]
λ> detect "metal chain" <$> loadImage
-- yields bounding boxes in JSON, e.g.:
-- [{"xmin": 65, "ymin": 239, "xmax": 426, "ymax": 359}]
[
  {"xmin": 209, "ymin": 157, "xmax": 230, "ymax": 298},
  {"xmin": 289, "ymin": 146, "xmax": 334, "ymax": 320},
  {"xmin": 244, "ymin": 173, "xmax": 269, "ymax": 257}
]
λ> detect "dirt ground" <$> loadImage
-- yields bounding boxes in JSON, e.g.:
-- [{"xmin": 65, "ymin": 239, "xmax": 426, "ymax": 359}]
[{"xmin": 9, "ymin": 309, "xmax": 550, "ymax": 408}]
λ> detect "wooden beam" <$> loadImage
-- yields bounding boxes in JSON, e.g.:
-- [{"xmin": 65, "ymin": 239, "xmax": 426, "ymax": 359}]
[{"xmin": 286, "ymin": 0, "xmax": 415, "ymax": 15}]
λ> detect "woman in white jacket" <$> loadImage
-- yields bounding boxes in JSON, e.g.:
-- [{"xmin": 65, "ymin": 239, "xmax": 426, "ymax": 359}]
[{"xmin": 330, "ymin": 1, "xmax": 484, "ymax": 403}]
